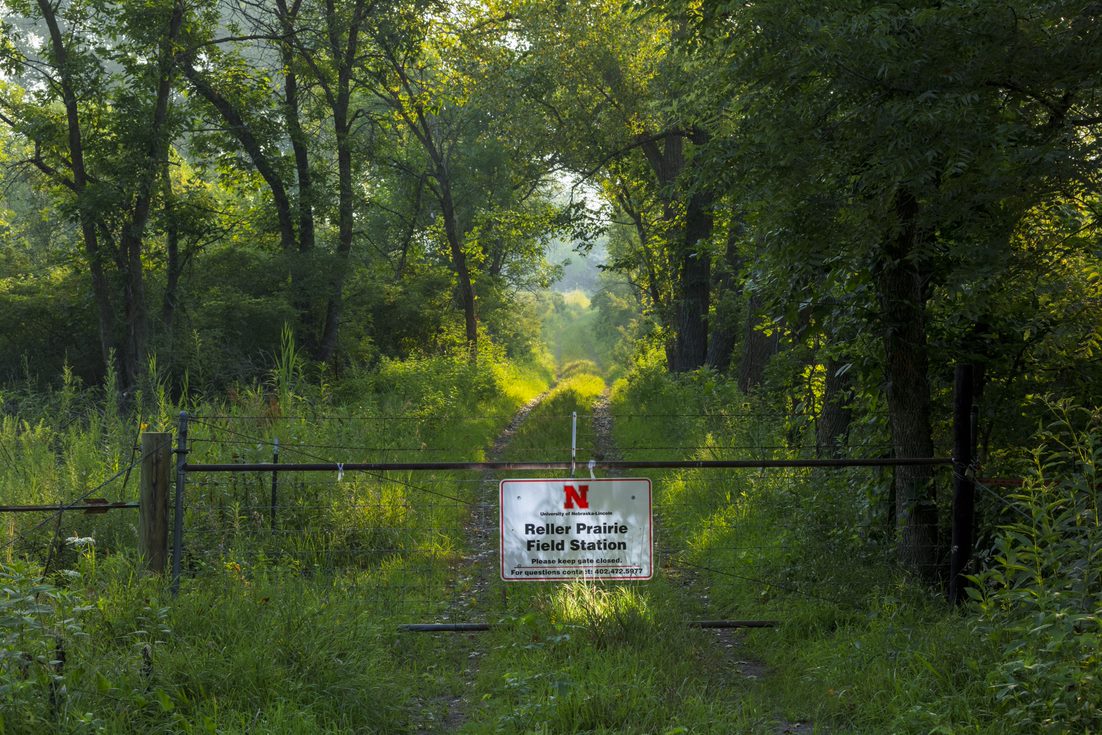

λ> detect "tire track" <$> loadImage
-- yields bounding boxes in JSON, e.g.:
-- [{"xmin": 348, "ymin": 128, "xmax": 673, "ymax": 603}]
[
  {"xmin": 414, "ymin": 387, "xmax": 553, "ymax": 734},
  {"xmin": 589, "ymin": 387, "xmax": 816, "ymax": 734}
]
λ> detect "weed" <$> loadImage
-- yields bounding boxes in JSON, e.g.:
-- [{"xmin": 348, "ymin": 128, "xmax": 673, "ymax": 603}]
[
  {"xmin": 0, "ymin": 349, "xmax": 551, "ymax": 732},
  {"xmin": 969, "ymin": 401, "xmax": 1102, "ymax": 732}
]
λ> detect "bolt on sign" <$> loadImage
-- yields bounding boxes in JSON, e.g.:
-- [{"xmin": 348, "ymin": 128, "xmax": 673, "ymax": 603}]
[{"xmin": 499, "ymin": 478, "xmax": 653, "ymax": 581}]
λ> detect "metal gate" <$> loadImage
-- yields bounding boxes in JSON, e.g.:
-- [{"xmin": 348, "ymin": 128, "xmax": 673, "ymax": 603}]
[{"xmin": 170, "ymin": 408, "xmax": 963, "ymax": 628}]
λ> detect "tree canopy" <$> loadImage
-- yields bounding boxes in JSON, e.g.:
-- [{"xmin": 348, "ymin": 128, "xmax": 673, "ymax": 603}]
[{"xmin": 1, "ymin": 0, "xmax": 1100, "ymax": 576}]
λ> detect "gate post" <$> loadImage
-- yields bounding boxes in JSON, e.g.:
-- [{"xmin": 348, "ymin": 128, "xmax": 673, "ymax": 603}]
[
  {"xmin": 948, "ymin": 365, "xmax": 977, "ymax": 605},
  {"xmin": 171, "ymin": 412, "xmax": 188, "ymax": 596},
  {"xmin": 270, "ymin": 437, "xmax": 279, "ymax": 532},
  {"xmin": 570, "ymin": 411, "xmax": 577, "ymax": 477},
  {"xmin": 139, "ymin": 432, "xmax": 171, "ymax": 573}
]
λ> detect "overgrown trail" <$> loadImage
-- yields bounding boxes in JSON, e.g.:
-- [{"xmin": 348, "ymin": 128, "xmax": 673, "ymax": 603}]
[
  {"xmin": 416, "ymin": 375, "xmax": 818, "ymax": 734},
  {"xmin": 590, "ymin": 387, "xmax": 814, "ymax": 735},
  {"xmin": 590, "ymin": 388, "xmax": 620, "ymax": 468},
  {"xmin": 414, "ymin": 386, "xmax": 554, "ymax": 734},
  {"xmin": 457, "ymin": 386, "xmax": 554, "ymax": 622}
]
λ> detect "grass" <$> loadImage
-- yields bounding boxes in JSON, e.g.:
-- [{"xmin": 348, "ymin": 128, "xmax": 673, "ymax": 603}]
[
  {"xmin": 4, "ymin": 331, "xmax": 1091, "ymax": 733},
  {"xmin": 0, "ymin": 349, "xmax": 552, "ymax": 733},
  {"xmin": 0, "ymin": 349, "xmax": 924, "ymax": 734},
  {"xmin": 450, "ymin": 364, "xmax": 779, "ymax": 734},
  {"xmin": 604, "ymin": 354, "xmax": 1011, "ymax": 735}
]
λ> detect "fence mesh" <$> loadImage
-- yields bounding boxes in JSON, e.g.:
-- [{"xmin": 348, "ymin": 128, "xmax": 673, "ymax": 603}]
[
  {"xmin": 2, "ymin": 455, "xmax": 145, "ymax": 571},
  {"xmin": 174, "ymin": 412, "xmax": 954, "ymax": 624}
]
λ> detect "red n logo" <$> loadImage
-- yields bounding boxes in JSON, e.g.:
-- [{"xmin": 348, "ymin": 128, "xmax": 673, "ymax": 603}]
[{"xmin": 563, "ymin": 484, "xmax": 589, "ymax": 510}]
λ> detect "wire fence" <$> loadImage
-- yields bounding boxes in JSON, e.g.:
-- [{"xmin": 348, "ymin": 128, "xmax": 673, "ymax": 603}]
[
  {"xmin": 179, "ymin": 470, "xmax": 493, "ymax": 619},
  {"xmin": 1, "ymin": 406, "xmax": 978, "ymax": 623},
  {"xmin": 2, "ymin": 448, "xmax": 149, "ymax": 573},
  {"xmin": 169, "ymin": 411, "xmax": 961, "ymax": 623}
]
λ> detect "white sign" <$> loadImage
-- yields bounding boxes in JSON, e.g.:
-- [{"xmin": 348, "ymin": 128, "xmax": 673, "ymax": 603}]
[{"xmin": 499, "ymin": 478, "xmax": 653, "ymax": 581}]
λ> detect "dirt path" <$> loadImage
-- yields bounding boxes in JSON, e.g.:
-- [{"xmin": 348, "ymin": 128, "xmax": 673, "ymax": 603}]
[
  {"xmin": 449, "ymin": 388, "xmax": 550, "ymax": 622},
  {"xmin": 414, "ymin": 387, "xmax": 552, "ymax": 734},
  {"xmin": 589, "ymin": 388, "xmax": 620, "ymax": 469}
]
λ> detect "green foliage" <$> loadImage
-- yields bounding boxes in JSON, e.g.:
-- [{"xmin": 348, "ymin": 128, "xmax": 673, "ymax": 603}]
[
  {"xmin": 0, "ymin": 559, "xmax": 87, "ymax": 731},
  {"xmin": 609, "ymin": 364, "xmax": 999, "ymax": 733},
  {"xmin": 0, "ymin": 0, "xmax": 1099, "ymax": 730},
  {"xmin": 538, "ymin": 289, "xmax": 619, "ymax": 375},
  {"xmin": 700, "ymin": 0, "xmax": 1102, "ymax": 449},
  {"xmin": 457, "ymin": 363, "xmax": 762, "ymax": 734},
  {"xmin": 0, "ymin": 268, "xmax": 101, "ymax": 386},
  {"xmin": 0, "ymin": 347, "xmax": 552, "ymax": 733},
  {"xmin": 969, "ymin": 402, "xmax": 1102, "ymax": 732}
]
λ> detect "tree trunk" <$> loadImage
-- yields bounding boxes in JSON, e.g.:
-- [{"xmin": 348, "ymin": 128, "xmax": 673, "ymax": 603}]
[
  {"xmin": 816, "ymin": 358, "xmax": 853, "ymax": 458},
  {"xmin": 36, "ymin": 0, "xmax": 117, "ymax": 379},
  {"xmin": 317, "ymin": 98, "xmax": 354, "ymax": 363},
  {"xmin": 276, "ymin": 0, "xmax": 319, "ymax": 351},
  {"xmin": 670, "ymin": 189, "xmax": 713, "ymax": 372},
  {"xmin": 161, "ymin": 157, "xmax": 179, "ymax": 340},
  {"xmin": 283, "ymin": 74, "xmax": 315, "ymax": 254},
  {"xmin": 395, "ymin": 174, "xmax": 426, "ymax": 279},
  {"xmin": 878, "ymin": 190, "xmax": 938, "ymax": 582},
  {"xmin": 317, "ymin": 0, "xmax": 367, "ymax": 364},
  {"xmin": 705, "ymin": 215, "xmax": 745, "ymax": 372},
  {"xmin": 121, "ymin": 238, "xmax": 148, "ymax": 391},
  {"xmin": 639, "ymin": 131, "xmax": 715, "ymax": 373},
  {"xmin": 179, "ymin": 61, "xmax": 297, "ymax": 254},
  {"xmin": 438, "ymin": 170, "xmax": 479, "ymax": 359},
  {"xmin": 737, "ymin": 289, "xmax": 780, "ymax": 393},
  {"xmin": 117, "ymin": 0, "xmax": 186, "ymax": 389}
]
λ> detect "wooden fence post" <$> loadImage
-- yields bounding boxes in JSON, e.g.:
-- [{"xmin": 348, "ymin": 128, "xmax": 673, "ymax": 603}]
[{"xmin": 139, "ymin": 432, "xmax": 171, "ymax": 573}]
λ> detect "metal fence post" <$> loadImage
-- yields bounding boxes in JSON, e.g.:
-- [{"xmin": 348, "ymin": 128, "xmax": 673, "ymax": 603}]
[
  {"xmin": 570, "ymin": 411, "xmax": 577, "ymax": 477},
  {"xmin": 139, "ymin": 432, "xmax": 171, "ymax": 573},
  {"xmin": 270, "ymin": 437, "xmax": 279, "ymax": 532},
  {"xmin": 171, "ymin": 412, "xmax": 188, "ymax": 596},
  {"xmin": 949, "ymin": 365, "xmax": 976, "ymax": 605}
]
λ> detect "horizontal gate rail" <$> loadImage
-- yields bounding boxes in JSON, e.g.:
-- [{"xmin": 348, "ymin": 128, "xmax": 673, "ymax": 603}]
[
  {"xmin": 0, "ymin": 502, "xmax": 139, "ymax": 513},
  {"xmin": 182, "ymin": 457, "xmax": 953, "ymax": 473},
  {"xmin": 399, "ymin": 620, "xmax": 779, "ymax": 633}
]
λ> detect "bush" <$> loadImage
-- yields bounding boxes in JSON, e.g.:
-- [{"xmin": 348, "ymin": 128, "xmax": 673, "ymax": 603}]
[
  {"xmin": 0, "ymin": 559, "xmax": 88, "ymax": 733},
  {"xmin": 969, "ymin": 401, "xmax": 1102, "ymax": 733}
]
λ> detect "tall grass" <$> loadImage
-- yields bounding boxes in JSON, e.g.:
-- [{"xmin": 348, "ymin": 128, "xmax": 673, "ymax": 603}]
[
  {"xmin": 606, "ymin": 357, "xmax": 1035, "ymax": 734},
  {"xmin": 9, "ymin": 344, "xmax": 1086, "ymax": 733},
  {"xmin": 0, "ymin": 343, "xmax": 551, "ymax": 733},
  {"xmin": 457, "ymin": 364, "xmax": 770, "ymax": 734}
]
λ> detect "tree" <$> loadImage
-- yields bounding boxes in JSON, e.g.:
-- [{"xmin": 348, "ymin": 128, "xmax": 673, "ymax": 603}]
[
  {"xmin": 359, "ymin": 0, "xmax": 568, "ymax": 360},
  {"xmin": 1, "ymin": 0, "xmax": 188, "ymax": 390},
  {"xmin": 357, "ymin": 3, "xmax": 484, "ymax": 358},
  {"xmin": 705, "ymin": 0, "xmax": 1102, "ymax": 578},
  {"xmin": 508, "ymin": 0, "xmax": 722, "ymax": 371}
]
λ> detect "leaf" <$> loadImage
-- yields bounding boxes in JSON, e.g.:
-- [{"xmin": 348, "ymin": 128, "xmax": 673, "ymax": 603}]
[{"xmin": 155, "ymin": 689, "xmax": 174, "ymax": 713}]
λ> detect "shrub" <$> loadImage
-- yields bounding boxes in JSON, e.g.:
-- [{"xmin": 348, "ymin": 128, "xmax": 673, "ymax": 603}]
[
  {"xmin": 969, "ymin": 401, "xmax": 1102, "ymax": 733},
  {"xmin": 0, "ymin": 559, "xmax": 88, "ymax": 732}
]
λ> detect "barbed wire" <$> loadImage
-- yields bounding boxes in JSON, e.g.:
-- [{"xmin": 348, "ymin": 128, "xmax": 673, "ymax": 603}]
[
  {"xmin": 186, "ymin": 419, "xmax": 478, "ymax": 506},
  {"xmin": 187, "ymin": 436, "xmax": 898, "ymax": 457},
  {"xmin": 969, "ymin": 475, "xmax": 1034, "ymax": 523},
  {"xmin": 187, "ymin": 410, "xmax": 891, "ymax": 422},
  {"xmin": 2, "ymin": 446, "xmax": 153, "ymax": 555}
]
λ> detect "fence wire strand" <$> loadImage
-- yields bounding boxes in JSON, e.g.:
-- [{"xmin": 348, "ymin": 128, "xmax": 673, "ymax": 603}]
[
  {"xmin": 2, "ymin": 412, "xmax": 961, "ymax": 625},
  {"xmin": 2, "ymin": 447, "xmax": 153, "ymax": 555},
  {"xmin": 173, "ymin": 412, "xmax": 932, "ymax": 620}
]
